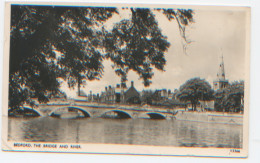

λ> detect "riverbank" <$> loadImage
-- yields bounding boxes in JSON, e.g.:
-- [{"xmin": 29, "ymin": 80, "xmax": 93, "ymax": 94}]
[{"xmin": 175, "ymin": 111, "xmax": 243, "ymax": 125}]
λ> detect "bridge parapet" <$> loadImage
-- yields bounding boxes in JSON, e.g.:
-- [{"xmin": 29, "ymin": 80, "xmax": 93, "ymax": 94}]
[{"xmin": 23, "ymin": 103, "xmax": 176, "ymax": 119}]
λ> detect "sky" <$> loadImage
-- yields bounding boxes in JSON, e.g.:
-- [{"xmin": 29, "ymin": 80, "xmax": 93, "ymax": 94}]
[{"xmin": 61, "ymin": 6, "xmax": 248, "ymax": 97}]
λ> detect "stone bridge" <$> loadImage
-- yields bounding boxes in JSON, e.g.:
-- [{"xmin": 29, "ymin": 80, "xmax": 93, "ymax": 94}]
[{"xmin": 23, "ymin": 102, "xmax": 176, "ymax": 120}]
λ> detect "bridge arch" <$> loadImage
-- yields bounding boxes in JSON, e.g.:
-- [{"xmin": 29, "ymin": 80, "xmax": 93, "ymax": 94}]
[
  {"xmin": 8, "ymin": 107, "xmax": 41, "ymax": 117},
  {"xmin": 49, "ymin": 106, "xmax": 91, "ymax": 118},
  {"xmin": 146, "ymin": 112, "xmax": 166, "ymax": 119},
  {"xmin": 24, "ymin": 107, "xmax": 42, "ymax": 116},
  {"xmin": 101, "ymin": 109, "xmax": 132, "ymax": 119}
]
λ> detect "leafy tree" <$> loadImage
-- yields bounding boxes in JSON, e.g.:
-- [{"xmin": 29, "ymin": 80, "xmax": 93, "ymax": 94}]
[
  {"xmin": 215, "ymin": 81, "xmax": 244, "ymax": 112},
  {"xmin": 54, "ymin": 7, "xmax": 117, "ymax": 96},
  {"xmin": 177, "ymin": 78, "xmax": 214, "ymax": 111},
  {"xmin": 140, "ymin": 90, "xmax": 154, "ymax": 105},
  {"xmin": 9, "ymin": 5, "xmax": 117, "ymax": 111},
  {"xmin": 104, "ymin": 8, "xmax": 193, "ymax": 86},
  {"xmin": 9, "ymin": 6, "xmax": 61, "ymax": 111},
  {"xmin": 161, "ymin": 9, "xmax": 193, "ymax": 43},
  {"xmin": 9, "ymin": 5, "xmax": 194, "ymax": 112}
]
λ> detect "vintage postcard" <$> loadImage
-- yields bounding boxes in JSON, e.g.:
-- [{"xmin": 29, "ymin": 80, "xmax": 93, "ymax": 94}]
[{"xmin": 2, "ymin": 2, "xmax": 250, "ymax": 157}]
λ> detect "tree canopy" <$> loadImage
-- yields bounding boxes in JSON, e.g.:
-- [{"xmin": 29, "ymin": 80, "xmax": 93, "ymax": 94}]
[
  {"xmin": 9, "ymin": 5, "xmax": 194, "ymax": 111},
  {"xmin": 215, "ymin": 81, "xmax": 244, "ymax": 112},
  {"xmin": 177, "ymin": 77, "xmax": 214, "ymax": 111},
  {"xmin": 104, "ymin": 8, "xmax": 193, "ymax": 86}
]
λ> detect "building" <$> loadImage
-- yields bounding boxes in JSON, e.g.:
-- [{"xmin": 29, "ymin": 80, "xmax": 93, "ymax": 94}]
[
  {"xmin": 123, "ymin": 81, "xmax": 140, "ymax": 104},
  {"xmin": 99, "ymin": 85, "xmax": 117, "ymax": 103},
  {"xmin": 98, "ymin": 81, "xmax": 140, "ymax": 104},
  {"xmin": 213, "ymin": 54, "xmax": 229, "ymax": 91},
  {"xmin": 154, "ymin": 89, "xmax": 174, "ymax": 100},
  {"xmin": 145, "ymin": 89, "xmax": 174, "ymax": 105},
  {"xmin": 118, "ymin": 83, "xmax": 128, "ymax": 103}
]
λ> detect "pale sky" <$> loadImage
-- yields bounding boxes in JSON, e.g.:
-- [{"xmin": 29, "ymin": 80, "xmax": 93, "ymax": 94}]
[{"xmin": 62, "ymin": 7, "xmax": 248, "ymax": 97}]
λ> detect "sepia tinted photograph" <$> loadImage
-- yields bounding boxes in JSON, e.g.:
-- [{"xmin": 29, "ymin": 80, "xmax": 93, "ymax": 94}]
[{"xmin": 2, "ymin": 2, "xmax": 250, "ymax": 157}]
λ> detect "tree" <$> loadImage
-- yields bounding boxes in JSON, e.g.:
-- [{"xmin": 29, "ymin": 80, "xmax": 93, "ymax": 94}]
[
  {"xmin": 9, "ymin": 5, "xmax": 194, "ymax": 111},
  {"xmin": 215, "ymin": 81, "xmax": 244, "ymax": 113},
  {"xmin": 9, "ymin": 5, "xmax": 117, "ymax": 110},
  {"xmin": 104, "ymin": 8, "xmax": 193, "ymax": 86},
  {"xmin": 9, "ymin": 6, "xmax": 61, "ymax": 111},
  {"xmin": 140, "ymin": 90, "xmax": 154, "ymax": 105},
  {"xmin": 177, "ymin": 78, "xmax": 214, "ymax": 111},
  {"xmin": 54, "ymin": 7, "xmax": 117, "ymax": 96}
]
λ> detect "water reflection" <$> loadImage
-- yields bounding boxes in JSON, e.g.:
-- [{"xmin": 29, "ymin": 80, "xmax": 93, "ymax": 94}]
[{"xmin": 8, "ymin": 117, "xmax": 243, "ymax": 148}]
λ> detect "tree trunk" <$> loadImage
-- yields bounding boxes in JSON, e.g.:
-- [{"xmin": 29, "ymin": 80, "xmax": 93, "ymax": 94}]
[{"xmin": 78, "ymin": 80, "xmax": 81, "ymax": 96}]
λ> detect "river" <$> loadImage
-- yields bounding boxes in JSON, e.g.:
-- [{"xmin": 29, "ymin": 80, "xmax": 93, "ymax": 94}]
[{"xmin": 8, "ymin": 116, "xmax": 243, "ymax": 148}]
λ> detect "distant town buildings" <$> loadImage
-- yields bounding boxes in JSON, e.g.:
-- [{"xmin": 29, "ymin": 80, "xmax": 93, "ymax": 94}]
[
  {"xmin": 83, "ymin": 80, "xmax": 186, "ymax": 109},
  {"xmin": 153, "ymin": 89, "xmax": 174, "ymax": 100},
  {"xmin": 72, "ymin": 54, "xmax": 235, "ymax": 112},
  {"xmin": 87, "ymin": 81, "xmax": 140, "ymax": 104}
]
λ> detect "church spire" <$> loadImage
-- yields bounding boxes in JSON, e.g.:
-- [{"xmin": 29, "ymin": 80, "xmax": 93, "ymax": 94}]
[
  {"xmin": 217, "ymin": 53, "xmax": 226, "ymax": 81},
  {"xmin": 213, "ymin": 52, "xmax": 229, "ymax": 91}
]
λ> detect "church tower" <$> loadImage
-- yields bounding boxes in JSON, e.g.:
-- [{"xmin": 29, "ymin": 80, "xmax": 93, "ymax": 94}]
[{"xmin": 213, "ymin": 54, "xmax": 229, "ymax": 91}]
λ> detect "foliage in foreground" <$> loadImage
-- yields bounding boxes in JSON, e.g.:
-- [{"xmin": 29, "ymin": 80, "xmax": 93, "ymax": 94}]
[{"xmin": 9, "ymin": 5, "xmax": 194, "ymax": 111}]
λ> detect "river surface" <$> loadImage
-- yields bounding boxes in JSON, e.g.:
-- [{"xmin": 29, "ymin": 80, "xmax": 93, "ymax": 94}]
[{"xmin": 8, "ymin": 117, "xmax": 243, "ymax": 148}]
